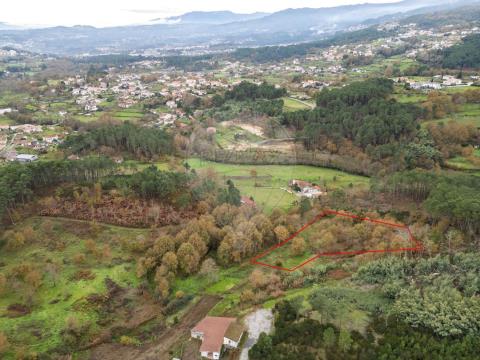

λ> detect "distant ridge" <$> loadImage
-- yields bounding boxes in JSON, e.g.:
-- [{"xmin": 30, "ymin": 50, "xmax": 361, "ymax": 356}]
[{"xmin": 154, "ymin": 11, "xmax": 269, "ymax": 25}]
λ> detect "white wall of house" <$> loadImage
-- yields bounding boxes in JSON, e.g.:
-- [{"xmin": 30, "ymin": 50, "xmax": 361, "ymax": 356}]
[
  {"xmin": 200, "ymin": 351, "xmax": 220, "ymax": 359},
  {"xmin": 191, "ymin": 331, "xmax": 203, "ymax": 340},
  {"xmin": 223, "ymin": 337, "xmax": 238, "ymax": 348}
]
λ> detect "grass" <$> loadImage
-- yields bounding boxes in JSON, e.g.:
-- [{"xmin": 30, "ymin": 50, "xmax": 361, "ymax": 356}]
[
  {"xmin": 0, "ymin": 217, "xmax": 147, "ymax": 358},
  {"xmin": 215, "ymin": 125, "xmax": 263, "ymax": 149},
  {"xmin": 422, "ymin": 103, "xmax": 480, "ymax": 128},
  {"xmin": 0, "ymin": 116, "xmax": 13, "ymax": 125},
  {"xmin": 182, "ymin": 158, "xmax": 369, "ymax": 212},
  {"xmin": 282, "ymin": 97, "xmax": 313, "ymax": 112},
  {"xmin": 446, "ymin": 149, "xmax": 480, "ymax": 170}
]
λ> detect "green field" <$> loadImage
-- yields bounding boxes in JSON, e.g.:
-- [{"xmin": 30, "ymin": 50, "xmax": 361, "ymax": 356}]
[
  {"xmin": 184, "ymin": 159, "xmax": 370, "ymax": 212},
  {"xmin": 446, "ymin": 149, "xmax": 480, "ymax": 170},
  {"xmin": 0, "ymin": 217, "xmax": 147, "ymax": 358},
  {"xmin": 282, "ymin": 97, "xmax": 314, "ymax": 112},
  {"xmin": 215, "ymin": 125, "xmax": 264, "ymax": 149},
  {"xmin": 422, "ymin": 103, "xmax": 480, "ymax": 128}
]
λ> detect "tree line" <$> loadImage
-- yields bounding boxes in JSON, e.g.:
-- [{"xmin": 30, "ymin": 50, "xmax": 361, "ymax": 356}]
[
  {"xmin": 224, "ymin": 81, "xmax": 287, "ymax": 101},
  {"xmin": 0, "ymin": 157, "xmax": 116, "ymax": 223}
]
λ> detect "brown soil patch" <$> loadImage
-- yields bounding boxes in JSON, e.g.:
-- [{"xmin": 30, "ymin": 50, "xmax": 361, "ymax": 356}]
[
  {"xmin": 327, "ymin": 269, "xmax": 351, "ymax": 280},
  {"xmin": 71, "ymin": 269, "xmax": 96, "ymax": 281},
  {"xmin": 5, "ymin": 303, "xmax": 30, "ymax": 317}
]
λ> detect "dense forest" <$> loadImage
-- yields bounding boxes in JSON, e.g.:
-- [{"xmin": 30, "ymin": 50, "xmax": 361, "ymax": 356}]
[
  {"xmin": 60, "ymin": 122, "xmax": 173, "ymax": 159},
  {"xmin": 382, "ymin": 170, "xmax": 480, "ymax": 235},
  {"xmin": 283, "ymin": 78, "xmax": 421, "ymax": 155},
  {"xmin": 440, "ymin": 34, "xmax": 480, "ymax": 69},
  {"xmin": 224, "ymin": 81, "xmax": 287, "ymax": 101}
]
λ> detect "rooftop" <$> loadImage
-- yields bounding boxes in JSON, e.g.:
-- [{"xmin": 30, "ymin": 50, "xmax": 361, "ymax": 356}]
[{"xmin": 192, "ymin": 316, "xmax": 235, "ymax": 353}]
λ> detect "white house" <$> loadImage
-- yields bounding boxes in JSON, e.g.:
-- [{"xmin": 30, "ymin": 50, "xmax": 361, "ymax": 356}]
[{"xmin": 15, "ymin": 154, "xmax": 38, "ymax": 162}]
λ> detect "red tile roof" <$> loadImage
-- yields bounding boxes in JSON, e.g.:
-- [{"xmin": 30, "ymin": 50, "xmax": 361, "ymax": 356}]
[{"xmin": 192, "ymin": 316, "xmax": 236, "ymax": 353}]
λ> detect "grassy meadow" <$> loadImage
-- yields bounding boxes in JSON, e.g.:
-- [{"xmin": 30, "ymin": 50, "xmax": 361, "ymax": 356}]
[{"xmin": 183, "ymin": 158, "xmax": 370, "ymax": 212}]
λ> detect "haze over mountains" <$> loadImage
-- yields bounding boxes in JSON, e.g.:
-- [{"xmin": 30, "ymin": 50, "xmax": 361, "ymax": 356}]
[
  {"xmin": 0, "ymin": 0, "xmax": 478, "ymax": 55},
  {"xmin": 155, "ymin": 11, "xmax": 270, "ymax": 25}
]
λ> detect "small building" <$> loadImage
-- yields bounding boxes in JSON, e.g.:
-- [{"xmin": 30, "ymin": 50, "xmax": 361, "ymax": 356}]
[
  {"xmin": 15, "ymin": 154, "xmax": 38, "ymax": 163},
  {"xmin": 240, "ymin": 196, "xmax": 256, "ymax": 207},
  {"xmin": 191, "ymin": 316, "xmax": 244, "ymax": 360}
]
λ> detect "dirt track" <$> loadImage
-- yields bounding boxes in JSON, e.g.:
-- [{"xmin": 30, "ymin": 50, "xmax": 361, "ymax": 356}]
[{"xmin": 90, "ymin": 295, "xmax": 221, "ymax": 360}]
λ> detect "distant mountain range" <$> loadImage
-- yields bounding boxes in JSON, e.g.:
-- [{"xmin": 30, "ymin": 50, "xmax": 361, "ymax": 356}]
[
  {"xmin": 154, "ymin": 11, "xmax": 269, "ymax": 25},
  {"xmin": 0, "ymin": 0, "xmax": 478, "ymax": 55}
]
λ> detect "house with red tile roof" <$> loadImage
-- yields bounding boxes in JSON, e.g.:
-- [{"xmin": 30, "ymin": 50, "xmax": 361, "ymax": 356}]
[
  {"xmin": 240, "ymin": 195, "xmax": 256, "ymax": 207},
  {"xmin": 191, "ymin": 316, "xmax": 244, "ymax": 359}
]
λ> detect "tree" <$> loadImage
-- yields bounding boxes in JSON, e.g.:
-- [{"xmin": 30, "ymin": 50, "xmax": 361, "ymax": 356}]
[
  {"xmin": 177, "ymin": 243, "xmax": 200, "ymax": 274},
  {"xmin": 73, "ymin": 253, "xmax": 86, "ymax": 265},
  {"xmin": 84, "ymin": 239, "xmax": 97, "ymax": 254},
  {"xmin": 323, "ymin": 327, "xmax": 336, "ymax": 348},
  {"xmin": 338, "ymin": 329, "xmax": 353, "ymax": 352},
  {"xmin": 249, "ymin": 333, "xmax": 273, "ymax": 360},
  {"xmin": 291, "ymin": 236, "xmax": 306, "ymax": 256},
  {"xmin": 0, "ymin": 273, "xmax": 6, "ymax": 295},
  {"xmin": 218, "ymin": 180, "xmax": 241, "ymax": 206},
  {"xmin": 274, "ymin": 225, "xmax": 289, "ymax": 243},
  {"xmin": 299, "ymin": 198, "xmax": 311, "ymax": 217},
  {"xmin": 0, "ymin": 332, "xmax": 9, "ymax": 354},
  {"xmin": 250, "ymin": 269, "xmax": 267, "ymax": 289},
  {"xmin": 162, "ymin": 251, "xmax": 178, "ymax": 273},
  {"xmin": 6, "ymin": 232, "xmax": 25, "ymax": 251},
  {"xmin": 199, "ymin": 258, "xmax": 219, "ymax": 282},
  {"xmin": 240, "ymin": 289, "xmax": 255, "ymax": 304},
  {"xmin": 188, "ymin": 233, "xmax": 208, "ymax": 257},
  {"xmin": 155, "ymin": 271, "xmax": 170, "ymax": 299}
]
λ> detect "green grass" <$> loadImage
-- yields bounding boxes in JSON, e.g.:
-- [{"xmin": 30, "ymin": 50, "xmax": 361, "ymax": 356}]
[
  {"xmin": 182, "ymin": 158, "xmax": 369, "ymax": 212},
  {"xmin": 0, "ymin": 217, "xmax": 147, "ymax": 358},
  {"xmin": 422, "ymin": 103, "xmax": 480, "ymax": 128},
  {"xmin": 215, "ymin": 125, "xmax": 263, "ymax": 149},
  {"xmin": 0, "ymin": 116, "xmax": 13, "ymax": 125},
  {"xmin": 282, "ymin": 97, "xmax": 313, "ymax": 112},
  {"xmin": 394, "ymin": 93, "xmax": 428, "ymax": 104},
  {"xmin": 446, "ymin": 149, "xmax": 480, "ymax": 170}
]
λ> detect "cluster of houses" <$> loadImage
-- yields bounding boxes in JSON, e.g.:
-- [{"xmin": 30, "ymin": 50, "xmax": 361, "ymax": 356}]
[
  {"xmin": 0, "ymin": 123, "xmax": 64, "ymax": 162},
  {"xmin": 289, "ymin": 179, "xmax": 326, "ymax": 198},
  {"xmin": 395, "ymin": 75, "xmax": 475, "ymax": 91}
]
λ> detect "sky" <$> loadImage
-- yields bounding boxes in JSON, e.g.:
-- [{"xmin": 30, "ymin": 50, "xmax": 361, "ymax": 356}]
[{"xmin": 1, "ymin": 0, "xmax": 402, "ymax": 28}]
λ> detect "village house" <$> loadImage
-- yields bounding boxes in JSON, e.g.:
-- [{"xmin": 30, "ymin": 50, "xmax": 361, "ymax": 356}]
[
  {"xmin": 15, "ymin": 154, "xmax": 38, "ymax": 163},
  {"xmin": 240, "ymin": 196, "xmax": 256, "ymax": 207},
  {"xmin": 289, "ymin": 179, "xmax": 325, "ymax": 198},
  {"xmin": 0, "ymin": 108, "xmax": 12, "ymax": 115},
  {"xmin": 191, "ymin": 316, "xmax": 244, "ymax": 359}
]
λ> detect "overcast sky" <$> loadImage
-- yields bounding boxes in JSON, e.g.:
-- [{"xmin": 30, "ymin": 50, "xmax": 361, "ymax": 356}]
[{"xmin": 2, "ymin": 0, "xmax": 402, "ymax": 27}]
